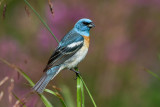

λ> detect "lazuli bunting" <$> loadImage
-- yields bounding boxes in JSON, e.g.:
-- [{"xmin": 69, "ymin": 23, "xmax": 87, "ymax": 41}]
[{"xmin": 33, "ymin": 18, "xmax": 95, "ymax": 93}]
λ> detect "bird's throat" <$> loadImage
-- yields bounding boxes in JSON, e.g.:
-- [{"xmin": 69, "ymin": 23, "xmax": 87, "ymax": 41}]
[{"xmin": 83, "ymin": 36, "xmax": 90, "ymax": 48}]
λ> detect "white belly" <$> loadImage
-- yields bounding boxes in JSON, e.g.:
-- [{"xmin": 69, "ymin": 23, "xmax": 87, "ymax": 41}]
[{"xmin": 63, "ymin": 46, "xmax": 88, "ymax": 69}]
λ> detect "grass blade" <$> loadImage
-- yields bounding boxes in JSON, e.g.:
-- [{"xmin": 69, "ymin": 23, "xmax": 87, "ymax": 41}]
[
  {"xmin": 12, "ymin": 92, "xmax": 27, "ymax": 107},
  {"xmin": 80, "ymin": 77, "xmax": 85, "ymax": 107},
  {"xmin": 145, "ymin": 69, "xmax": 160, "ymax": 80},
  {"xmin": 77, "ymin": 75, "xmax": 81, "ymax": 107},
  {"xmin": 0, "ymin": 57, "xmax": 53, "ymax": 107},
  {"xmin": 75, "ymin": 67, "xmax": 84, "ymax": 107},
  {"xmin": 0, "ymin": 57, "xmax": 34, "ymax": 86},
  {"xmin": 78, "ymin": 74, "xmax": 97, "ymax": 107},
  {"xmin": 24, "ymin": 0, "xmax": 59, "ymax": 43},
  {"xmin": 39, "ymin": 94, "xmax": 53, "ymax": 107},
  {"xmin": 45, "ymin": 89, "xmax": 67, "ymax": 107}
]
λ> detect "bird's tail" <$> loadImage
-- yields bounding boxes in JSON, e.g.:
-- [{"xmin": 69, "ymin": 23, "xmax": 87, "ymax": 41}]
[{"xmin": 33, "ymin": 65, "xmax": 61, "ymax": 94}]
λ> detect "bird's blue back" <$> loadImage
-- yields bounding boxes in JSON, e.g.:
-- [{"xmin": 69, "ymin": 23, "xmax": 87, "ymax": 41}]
[{"xmin": 59, "ymin": 29, "xmax": 84, "ymax": 48}]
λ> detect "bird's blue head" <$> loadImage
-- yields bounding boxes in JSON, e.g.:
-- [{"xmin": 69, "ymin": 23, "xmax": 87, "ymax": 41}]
[{"xmin": 74, "ymin": 18, "xmax": 95, "ymax": 36}]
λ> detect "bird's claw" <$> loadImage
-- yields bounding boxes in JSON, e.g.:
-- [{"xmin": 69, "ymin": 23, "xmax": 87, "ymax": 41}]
[
  {"xmin": 75, "ymin": 71, "xmax": 80, "ymax": 80},
  {"xmin": 70, "ymin": 68, "xmax": 80, "ymax": 80}
]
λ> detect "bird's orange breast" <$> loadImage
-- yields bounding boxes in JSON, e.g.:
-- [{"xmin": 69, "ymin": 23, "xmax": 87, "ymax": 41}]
[{"xmin": 83, "ymin": 36, "xmax": 90, "ymax": 48}]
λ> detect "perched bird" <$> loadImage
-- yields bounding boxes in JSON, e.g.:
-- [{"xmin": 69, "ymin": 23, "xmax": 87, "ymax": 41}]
[{"xmin": 33, "ymin": 18, "xmax": 95, "ymax": 93}]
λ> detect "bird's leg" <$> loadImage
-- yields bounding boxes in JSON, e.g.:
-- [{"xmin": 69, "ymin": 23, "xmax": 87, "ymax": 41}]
[{"xmin": 70, "ymin": 66, "xmax": 80, "ymax": 79}]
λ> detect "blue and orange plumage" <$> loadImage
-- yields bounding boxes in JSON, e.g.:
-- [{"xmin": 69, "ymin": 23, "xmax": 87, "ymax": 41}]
[{"xmin": 33, "ymin": 18, "xmax": 95, "ymax": 93}]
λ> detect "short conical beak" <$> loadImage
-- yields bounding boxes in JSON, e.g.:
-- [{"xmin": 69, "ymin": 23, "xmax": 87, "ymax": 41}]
[{"xmin": 88, "ymin": 22, "xmax": 95, "ymax": 28}]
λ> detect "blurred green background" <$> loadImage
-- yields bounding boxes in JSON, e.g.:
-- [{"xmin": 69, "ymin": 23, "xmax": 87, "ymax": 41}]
[{"xmin": 1, "ymin": 0, "xmax": 160, "ymax": 106}]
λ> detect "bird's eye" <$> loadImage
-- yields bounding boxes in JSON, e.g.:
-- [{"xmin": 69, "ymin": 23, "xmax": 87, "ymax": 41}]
[{"xmin": 83, "ymin": 22, "xmax": 90, "ymax": 25}]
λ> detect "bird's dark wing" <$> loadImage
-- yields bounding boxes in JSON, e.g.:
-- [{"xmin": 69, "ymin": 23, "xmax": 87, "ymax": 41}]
[{"xmin": 43, "ymin": 31, "xmax": 84, "ymax": 72}]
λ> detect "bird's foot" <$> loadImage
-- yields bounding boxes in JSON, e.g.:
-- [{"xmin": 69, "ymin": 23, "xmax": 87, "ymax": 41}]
[
  {"xmin": 75, "ymin": 72, "xmax": 80, "ymax": 80},
  {"xmin": 70, "ymin": 68, "xmax": 80, "ymax": 80}
]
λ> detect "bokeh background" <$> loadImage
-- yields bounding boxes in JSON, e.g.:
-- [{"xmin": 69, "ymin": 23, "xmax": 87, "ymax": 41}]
[{"xmin": 1, "ymin": 0, "xmax": 160, "ymax": 106}]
